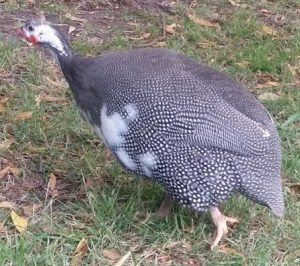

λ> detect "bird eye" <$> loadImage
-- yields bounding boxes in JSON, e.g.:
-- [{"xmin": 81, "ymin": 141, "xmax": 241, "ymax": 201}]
[{"xmin": 27, "ymin": 25, "xmax": 34, "ymax": 32}]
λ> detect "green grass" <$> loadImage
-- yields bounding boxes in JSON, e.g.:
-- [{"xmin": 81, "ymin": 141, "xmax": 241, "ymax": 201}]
[{"xmin": 1, "ymin": 1, "xmax": 300, "ymax": 265}]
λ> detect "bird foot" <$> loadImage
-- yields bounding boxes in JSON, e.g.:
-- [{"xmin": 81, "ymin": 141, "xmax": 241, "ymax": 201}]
[
  {"xmin": 153, "ymin": 193, "xmax": 173, "ymax": 218},
  {"xmin": 209, "ymin": 207, "xmax": 239, "ymax": 250}
]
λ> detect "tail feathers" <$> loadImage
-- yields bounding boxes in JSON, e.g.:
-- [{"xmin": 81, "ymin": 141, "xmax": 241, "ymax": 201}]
[{"xmin": 267, "ymin": 185, "xmax": 284, "ymax": 217}]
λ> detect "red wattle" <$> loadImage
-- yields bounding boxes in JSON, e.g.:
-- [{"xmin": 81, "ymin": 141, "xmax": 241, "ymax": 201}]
[
  {"xmin": 16, "ymin": 28, "xmax": 38, "ymax": 45},
  {"xmin": 29, "ymin": 35, "xmax": 38, "ymax": 45}
]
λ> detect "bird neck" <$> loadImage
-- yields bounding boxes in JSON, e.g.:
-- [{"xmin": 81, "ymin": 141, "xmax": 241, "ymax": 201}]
[
  {"xmin": 52, "ymin": 41, "xmax": 72, "ymax": 60},
  {"xmin": 45, "ymin": 32, "xmax": 74, "ymax": 82},
  {"xmin": 41, "ymin": 27, "xmax": 73, "ymax": 60}
]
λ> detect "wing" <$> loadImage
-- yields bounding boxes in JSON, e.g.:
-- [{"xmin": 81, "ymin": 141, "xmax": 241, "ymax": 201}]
[
  {"xmin": 177, "ymin": 54, "xmax": 274, "ymax": 125},
  {"xmin": 168, "ymin": 99, "xmax": 273, "ymax": 156},
  {"xmin": 73, "ymin": 49, "xmax": 275, "ymax": 157}
]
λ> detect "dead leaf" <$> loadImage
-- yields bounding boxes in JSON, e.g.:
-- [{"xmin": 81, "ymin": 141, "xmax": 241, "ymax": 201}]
[
  {"xmin": 72, "ymin": 238, "xmax": 88, "ymax": 255},
  {"xmin": 36, "ymin": 93, "xmax": 66, "ymax": 106},
  {"xmin": 71, "ymin": 238, "xmax": 88, "ymax": 266},
  {"xmin": 236, "ymin": 60, "xmax": 250, "ymax": 68},
  {"xmin": 228, "ymin": 0, "xmax": 239, "ymax": 6},
  {"xmin": 219, "ymin": 244, "xmax": 246, "ymax": 262},
  {"xmin": 0, "ymin": 103, "xmax": 6, "ymax": 113},
  {"xmin": 102, "ymin": 249, "xmax": 122, "ymax": 260},
  {"xmin": 22, "ymin": 203, "xmax": 42, "ymax": 217},
  {"xmin": 65, "ymin": 14, "xmax": 87, "ymax": 23},
  {"xmin": 128, "ymin": 32, "xmax": 152, "ymax": 41},
  {"xmin": 0, "ymin": 139, "xmax": 13, "ymax": 149},
  {"xmin": 156, "ymin": 41, "xmax": 166, "ymax": 47},
  {"xmin": 15, "ymin": 111, "xmax": 33, "ymax": 121},
  {"xmin": 48, "ymin": 173, "xmax": 57, "ymax": 191},
  {"xmin": 143, "ymin": 32, "xmax": 151, "ymax": 39},
  {"xmin": 78, "ymin": 177, "xmax": 96, "ymax": 196},
  {"xmin": 48, "ymin": 173, "xmax": 58, "ymax": 197},
  {"xmin": 9, "ymin": 167, "xmax": 21, "ymax": 176},
  {"xmin": 260, "ymin": 9, "xmax": 272, "ymax": 17},
  {"xmin": 68, "ymin": 26, "xmax": 76, "ymax": 35},
  {"xmin": 285, "ymin": 249, "xmax": 300, "ymax": 260},
  {"xmin": 197, "ymin": 41, "xmax": 220, "ymax": 48},
  {"xmin": 0, "ymin": 201, "xmax": 16, "ymax": 209},
  {"xmin": 255, "ymin": 73, "xmax": 280, "ymax": 88},
  {"xmin": 42, "ymin": 95, "xmax": 66, "ymax": 103},
  {"xmin": 219, "ymin": 244, "xmax": 240, "ymax": 254},
  {"xmin": 256, "ymin": 81, "xmax": 280, "ymax": 88},
  {"xmin": 113, "ymin": 251, "xmax": 131, "ymax": 266},
  {"xmin": 261, "ymin": 24, "xmax": 277, "ymax": 36},
  {"xmin": 128, "ymin": 36, "xmax": 144, "ymax": 41},
  {"xmin": 258, "ymin": 92, "xmax": 280, "ymax": 101},
  {"xmin": 127, "ymin": 21, "xmax": 138, "ymax": 26},
  {"xmin": 0, "ymin": 166, "xmax": 10, "ymax": 178},
  {"xmin": 188, "ymin": 14, "xmax": 219, "ymax": 27},
  {"xmin": 285, "ymin": 183, "xmax": 300, "ymax": 194},
  {"xmin": 0, "ymin": 165, "xmax": 20, "ymax": 177},
  {"xmin": 43, "ymin": 76, "xmax": 66, "ymax": 88},
  {"xmin": 165, "ymin": 23, "xmax": 178, "ymax": 34},
  {"xmin": 11, "ymin": 210, "xmax": 28, "ymax": 233},
  {"xmin": 0, "ymin": 97, "xmax": 8, "ymax": 104}
]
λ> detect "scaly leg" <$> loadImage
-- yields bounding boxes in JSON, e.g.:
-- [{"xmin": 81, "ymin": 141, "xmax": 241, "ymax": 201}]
[
  {"xmin": 154, "ymin": 193, "xmax": 174, "ymax": 218},
  {"xmin": 209, "ymin": 207, "xmax": 239, "ymax": 249}
]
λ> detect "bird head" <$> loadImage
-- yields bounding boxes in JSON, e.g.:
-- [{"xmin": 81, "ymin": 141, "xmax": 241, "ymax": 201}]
[
  {"xmin": 17, "ymin": 14, "xmax": 51, "ymax": 45},
  {"xmin": 17, "ymin": 14, "xmax": 70, "ymax": 57}
]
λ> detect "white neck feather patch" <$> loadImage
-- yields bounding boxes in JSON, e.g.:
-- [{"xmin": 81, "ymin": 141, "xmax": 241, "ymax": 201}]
[{"xmin": 37, "ymin": 25, "xmax": 68, "ymax": 56}]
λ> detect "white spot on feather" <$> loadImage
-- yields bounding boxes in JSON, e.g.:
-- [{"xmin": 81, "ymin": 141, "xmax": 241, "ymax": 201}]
[
  {"xmin": 139, "ymin": 152, "xmax": 157, "ymax": 177},
  {"xmin": 124, "ymin": 104, "xmax": 138, "ymax": 121},
  {"xmin": 259, "ymin": 126, "xmax": 270, "ymax": 138},
  {"xmin": 116, "ymin": 149, "xmax": 136, "ymax": 170},
  {"xmin": 100, "ymin": 105, "xmax": 127, "ymax": 146}
]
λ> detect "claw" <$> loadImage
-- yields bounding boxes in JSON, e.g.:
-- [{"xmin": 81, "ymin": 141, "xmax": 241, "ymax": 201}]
[{"xmin": 209, "ymin": 207, "xmax": 239, "ymax": 250}]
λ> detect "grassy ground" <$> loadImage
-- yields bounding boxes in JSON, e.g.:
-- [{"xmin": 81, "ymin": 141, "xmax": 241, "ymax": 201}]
[{"xmin": 0, "ymin": 0, "xmax": 300, "ymax": 265}]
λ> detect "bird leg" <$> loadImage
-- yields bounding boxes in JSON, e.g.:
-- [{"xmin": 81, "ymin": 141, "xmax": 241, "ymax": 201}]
[
  {"xmin": 154, "ymin": 193, "xmax": 174, "ymax": 218},
  {"xmin": 209, "ymin": 207, "xmax": 239, "ymax": 249}
]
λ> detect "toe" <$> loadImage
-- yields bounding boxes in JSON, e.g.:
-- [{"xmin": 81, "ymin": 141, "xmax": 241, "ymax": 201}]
[
  {"xmin": 209, "ymin": 208, "xmax": 239, "ymax": 249},
  {"xmin": 211, "ymin": 223, "xmax": 228, "ymax": 250},
  {"xmin": 225, "ymin": 216, "xmax": 239, "ymax": 224}
]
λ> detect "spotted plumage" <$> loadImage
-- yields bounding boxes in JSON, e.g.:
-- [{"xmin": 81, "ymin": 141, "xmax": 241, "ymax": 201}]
[{"xmin": 18, "ymin": 18, "xmax": 284, "ymax": 248}]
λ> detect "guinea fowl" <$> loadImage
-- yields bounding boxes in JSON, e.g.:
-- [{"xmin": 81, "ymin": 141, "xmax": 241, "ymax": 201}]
[{"xmin": 17, "ymin": 18, "xmax": 284, "ymax": 249}]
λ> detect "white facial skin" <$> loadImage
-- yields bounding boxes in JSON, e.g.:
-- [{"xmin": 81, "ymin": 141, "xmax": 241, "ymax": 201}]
[{"xmin": 21, "ymin": 22, "xmax": 68, "ymax": 56}]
